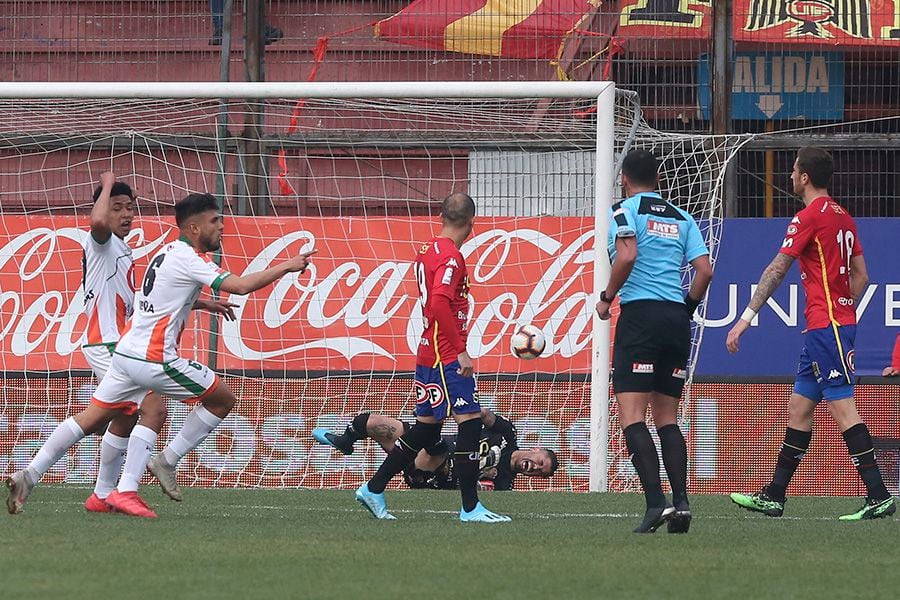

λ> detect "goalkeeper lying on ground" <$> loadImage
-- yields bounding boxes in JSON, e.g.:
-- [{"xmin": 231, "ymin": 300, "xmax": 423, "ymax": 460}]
[{"xmin": 313, "ymin": 409, "xmax": 558, "ymax": 490}]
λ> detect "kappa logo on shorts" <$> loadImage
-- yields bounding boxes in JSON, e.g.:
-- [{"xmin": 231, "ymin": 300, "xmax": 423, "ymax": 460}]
[
  {"xmin": 453, "ymin": 397, "xmax": 468, "ymax": 407},
  {"xmin": 828, "ymin": 369, "xmax": 843, "ymax": 380},
  {"xmin": 632, "ymin": 363, "xmax": 654, "ymax": 374},
  {"xmin": 672, "ymin": 368, "xmax": 687, "ymax": 380}
]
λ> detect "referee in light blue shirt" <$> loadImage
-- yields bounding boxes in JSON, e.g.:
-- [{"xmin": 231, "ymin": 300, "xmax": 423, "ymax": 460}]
[{"xmin": 595, "ymin": 149, "xmax": 713, "ymax": 534}]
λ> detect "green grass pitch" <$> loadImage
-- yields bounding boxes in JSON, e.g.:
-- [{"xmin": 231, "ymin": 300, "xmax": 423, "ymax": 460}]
[{"xmin": 3, "ymin": 487, "xmax": 898, "ymax": 599}]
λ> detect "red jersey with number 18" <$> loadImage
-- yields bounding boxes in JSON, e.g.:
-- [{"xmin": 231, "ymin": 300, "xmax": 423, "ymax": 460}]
[
  {"xmin": 415, "ymin": 236, "xmax": 470, "ymax": 368},
  {"xmin": 779, "ymin": 196, "xmax": 863, "ymax": 330}
]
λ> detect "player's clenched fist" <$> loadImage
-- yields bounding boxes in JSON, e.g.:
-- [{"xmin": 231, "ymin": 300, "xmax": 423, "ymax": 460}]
[{"xmin": 99, "ymin": 171, "xmax": 116, "ymax": 189}]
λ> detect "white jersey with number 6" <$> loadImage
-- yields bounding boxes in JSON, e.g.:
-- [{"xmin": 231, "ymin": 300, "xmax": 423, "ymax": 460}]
[{"xmin": 115, "ymin": 239, "xmax": 230, "ymax": 363}]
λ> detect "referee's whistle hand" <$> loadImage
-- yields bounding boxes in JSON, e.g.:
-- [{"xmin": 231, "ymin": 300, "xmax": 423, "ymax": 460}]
[{"xmin": 595, "ymin": 300, "xmax": 611, "ymax": 321}]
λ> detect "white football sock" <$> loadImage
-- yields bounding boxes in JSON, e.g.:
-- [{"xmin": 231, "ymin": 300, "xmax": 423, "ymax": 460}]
[
  {"xmin": 26, "ymin": 417, "xmax": 85, "ymax": 483},
  {"xmin": 116, "ymin": 425, "xmax": 157, "ymax": 493},
  {"xmin": 93, "ymin": 431, "xmax": 129, "ymax": 498},
  {"xmin": 160, "ymin": 405, "xmax": 223, "ymax": 467}
]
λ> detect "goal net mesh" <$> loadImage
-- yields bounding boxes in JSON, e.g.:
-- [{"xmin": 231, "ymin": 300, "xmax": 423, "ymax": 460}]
[{"xmin": 0, "ymin": 90, "xmax": 744, "ymax": 492}]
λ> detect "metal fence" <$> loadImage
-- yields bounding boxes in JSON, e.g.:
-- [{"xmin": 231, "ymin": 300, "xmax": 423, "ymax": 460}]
[{"xmin": 2, "ymin": 0, "xmax": 898, "ymax": 216}]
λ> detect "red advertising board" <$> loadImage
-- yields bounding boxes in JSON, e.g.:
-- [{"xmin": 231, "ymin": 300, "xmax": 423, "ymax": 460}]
[{"xmin": 0, "ymin": 216, "xmax": 594, "ymax": 374}]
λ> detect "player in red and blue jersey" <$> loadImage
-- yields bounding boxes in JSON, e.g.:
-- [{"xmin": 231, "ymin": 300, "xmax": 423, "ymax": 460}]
[
  {"xmin": 354, "ymin": 192, "xmax": 510, "ymax": 523},
  {"xmin": 727, "ymin": 147, "xmax": 894, "ymax": 521}
]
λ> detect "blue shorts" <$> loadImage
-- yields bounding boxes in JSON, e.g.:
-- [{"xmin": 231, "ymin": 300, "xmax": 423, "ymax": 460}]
[
  {"xmin": 794, "ymin": 324, "xmax": 856, "ymax": 402},
  {"xmin": 414, "ymin": 361, "xmax": 480, "ymax": 421}
]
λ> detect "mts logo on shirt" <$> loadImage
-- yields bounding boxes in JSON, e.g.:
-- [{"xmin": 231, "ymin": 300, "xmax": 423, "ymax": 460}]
[{"xmin": 648, "ymin": 220, "xmax": 679, "ymax": 240}]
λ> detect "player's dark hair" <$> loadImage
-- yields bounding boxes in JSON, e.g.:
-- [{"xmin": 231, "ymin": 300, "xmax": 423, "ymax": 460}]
[
  {"xmin": 175, "ymin": 193, "xmax": 220, "ymax": 228},
  {"xmin": 92, "ymin": 182, "xmax": 135, "ymax": 203},
  {"xmin": 544, "ymin": 448, "xmax": 559, "ymax": 475},
  {"xmin": 796, "ymin": 146, "xmax": 833, "ymax": 189},
  {"xmin": 440, "ymin": 192, "xmax": 476, "ymax": 227},
  {"xmin": 621, "ymin": 149, "xmax": 659, "ymax": 187}
]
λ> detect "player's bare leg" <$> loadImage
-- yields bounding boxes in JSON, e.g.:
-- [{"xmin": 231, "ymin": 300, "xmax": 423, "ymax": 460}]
[
  {"xmin": 7, "ymin": 404, "xmax": 120, "ymax": 514},
  {"xmin": 619, "ymin": 391, "xmax": 674, "ymax": 533},
  {"xmin": 149, "ymin": 382, "xmax": 236, "ymax": 502},
  {"xmin": 313, "ymin": 413, "xmax": 404, "ymax": 455},
  {"xmin": 651, "ymin": 392, "xmax": 690, "ymax": 533}
]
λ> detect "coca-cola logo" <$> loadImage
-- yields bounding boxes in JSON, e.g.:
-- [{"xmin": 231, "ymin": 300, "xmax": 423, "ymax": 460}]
[
  {"xmin": 0, "ymin": 217, "xmax": 596, "ymax": 373},
  {"xmin": 0, "ymin": 219, "xmax": 171, "ymax": 367}
]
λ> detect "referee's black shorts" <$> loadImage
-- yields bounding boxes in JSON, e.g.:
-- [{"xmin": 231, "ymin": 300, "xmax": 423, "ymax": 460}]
[{"xmin": 612, "ymin": 299, "xmax": 691, "ymax": 399}]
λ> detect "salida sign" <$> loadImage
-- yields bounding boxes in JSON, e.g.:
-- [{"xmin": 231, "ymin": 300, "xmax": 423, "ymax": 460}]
[
  {"xmin": 698, "ymin": 52, "xmax": 844, "ymax": 120},
  {"xmin": 0, "ymin": 216, "xmax": 594, "ymax": 374}
]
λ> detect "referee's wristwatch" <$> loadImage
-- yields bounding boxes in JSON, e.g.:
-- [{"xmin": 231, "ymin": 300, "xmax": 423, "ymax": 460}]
[{"xmin": 599, "ymin": 290, "xmax": 615, "ymax": 304}]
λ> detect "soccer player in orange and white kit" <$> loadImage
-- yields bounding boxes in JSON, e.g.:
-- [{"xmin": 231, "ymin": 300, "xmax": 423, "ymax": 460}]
[
  {"xmin": 727, "ymin": 147, "xmax": 895, "ymax": 521},
  {"xmin": 5, "ymin": 173, "xmax": 234, "ymax": 516},
  {"xmin": 7, "ymin": 192, "xmax": 315, "ymax": 518},
  {"xmin": 354, "ymin": 192, "xmax": 510, "ymax": 523}
]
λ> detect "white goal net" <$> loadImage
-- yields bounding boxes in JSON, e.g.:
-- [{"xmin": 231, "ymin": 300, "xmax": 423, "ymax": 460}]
[{"xmin": 0, "ymin": 82, "xmax": 744, "ymax": 493}]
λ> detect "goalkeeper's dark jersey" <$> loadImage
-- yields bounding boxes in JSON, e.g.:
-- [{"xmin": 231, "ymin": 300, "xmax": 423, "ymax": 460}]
[{"xmin": 402, "ymin": 429, "xmax": 519, "ymax": 491}]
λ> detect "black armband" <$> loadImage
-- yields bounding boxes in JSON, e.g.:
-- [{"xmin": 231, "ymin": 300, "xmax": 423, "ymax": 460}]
[{"xmin": 684, "ymin": 294, "xmax": 701, "ymax": 317}]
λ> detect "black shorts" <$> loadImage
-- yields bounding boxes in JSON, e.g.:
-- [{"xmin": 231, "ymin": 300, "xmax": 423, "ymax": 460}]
[{"xmin": 612, "ymin": 300, "xmax": 691, "ymax": 398}]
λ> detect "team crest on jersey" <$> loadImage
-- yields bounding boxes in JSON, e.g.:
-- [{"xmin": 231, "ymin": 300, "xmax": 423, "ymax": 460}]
[{"xmin": 744, "ymin": 0, "xmax": 872, "ymax": 40}]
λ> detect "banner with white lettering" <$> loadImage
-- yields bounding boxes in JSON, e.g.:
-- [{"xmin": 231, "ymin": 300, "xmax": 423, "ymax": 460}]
[
  {"xmin": 696, "ymin": 218, "xmax": 899, "ymax": 376},
  {"xmin": 0, "ymin": 216, "xmax": 594, "ymax": 374}
]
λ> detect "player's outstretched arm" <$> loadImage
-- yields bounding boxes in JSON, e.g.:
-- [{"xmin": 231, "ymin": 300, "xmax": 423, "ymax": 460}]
[
  {"xmin": 218, "ymin": 249, "xmax": 317, "ymax": 295},
  {"xmin": 726, "ymin": 253, "xmax": 794, "ymax": 353},
  {"xmin": 89, "ymin": 171, "xmax": 117, "ymax": 243}
]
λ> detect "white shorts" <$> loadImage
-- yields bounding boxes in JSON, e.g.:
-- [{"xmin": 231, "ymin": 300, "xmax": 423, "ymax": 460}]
[
  {"xmin": 82, "ymin": 343, "xmax": 116, "ymax": 380},
  {"xmin": 91, "ymin": 354, "xmax": 220, "ymax": 415},
  {"xmin": 83, "ymin": 343, "xmax": 149, "ymax": 411}
]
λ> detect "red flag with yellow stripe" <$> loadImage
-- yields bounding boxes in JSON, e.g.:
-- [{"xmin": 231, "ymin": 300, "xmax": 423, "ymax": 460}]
[{"xmin": 375, "ymin": 0, "xmax": 597, "ymax": 59}]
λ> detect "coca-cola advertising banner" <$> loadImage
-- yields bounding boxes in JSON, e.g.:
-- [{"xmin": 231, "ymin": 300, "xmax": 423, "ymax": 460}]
[{"xmin": 0, "ymin": 216, "xmax": 594, "ymax": 374}]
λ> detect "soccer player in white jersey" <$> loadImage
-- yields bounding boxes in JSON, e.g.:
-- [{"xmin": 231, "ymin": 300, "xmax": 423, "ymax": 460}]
[
  {"xmin": 7, "ymin": 192, "xmax": 314, "ymax": 518},
  {"xmin": 6, "ymin": 174, "xmax": 235, "ymax": 516}
]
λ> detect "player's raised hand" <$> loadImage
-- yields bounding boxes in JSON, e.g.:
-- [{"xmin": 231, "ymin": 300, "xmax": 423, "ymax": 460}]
[
  {"xmin": 457, "ymin": 351, "xmax": 474, "ymax": 378},
  {"xmin": 99, "ymin": 171, "xmax": 116, "ymax": 189},
  {"xmin": 286, "ymin": 248, "xmax": 318, "ymax": 273},
  {"xmin": 725, "ymin": 319, "xmax": 750, "ymax": 354}
]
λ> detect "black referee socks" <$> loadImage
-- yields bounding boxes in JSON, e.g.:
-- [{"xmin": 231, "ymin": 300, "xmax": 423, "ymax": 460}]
[
  {"xmin": 624, "ymin": 422, "xmax": 666, "ymax": 509},
  {"xmin": 658, "ymin": 424, "xmax": 688, "ymax": 510}
]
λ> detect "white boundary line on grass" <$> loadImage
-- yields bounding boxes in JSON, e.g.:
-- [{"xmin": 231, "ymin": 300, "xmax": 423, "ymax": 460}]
[{"xmin": 32, "ymin": 499, "xmax": 864, "ymax": 522}]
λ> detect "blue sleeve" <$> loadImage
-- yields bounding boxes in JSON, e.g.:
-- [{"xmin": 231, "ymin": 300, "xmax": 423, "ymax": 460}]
[{"xmin": 684, "ymin": 215, "xmax": 710, "ymax": 262}]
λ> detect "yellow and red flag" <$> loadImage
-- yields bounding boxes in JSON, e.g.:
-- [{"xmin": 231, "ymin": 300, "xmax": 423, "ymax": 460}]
[{"xmin": 375, "ymin": 0, "xmax": 598, "ymax": 59}]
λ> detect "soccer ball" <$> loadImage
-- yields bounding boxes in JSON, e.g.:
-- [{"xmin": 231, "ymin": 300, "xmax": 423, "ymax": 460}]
[{"xmin": 510, "ymin": 324, "xmax": 545, "ymax": 360}]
